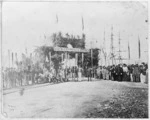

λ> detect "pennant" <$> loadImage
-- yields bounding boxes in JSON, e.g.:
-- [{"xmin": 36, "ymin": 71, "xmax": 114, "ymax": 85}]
[
  {"xmin": 128, "ymin": 42, "xmax": 130, "ymax": 60},
  {"xmin": 56, "ymin": 14, "xmax": 58, "ymax": 24},
  {"xmin": 82, "ymin": 16, "xmax": 84, "ymax": 31}
]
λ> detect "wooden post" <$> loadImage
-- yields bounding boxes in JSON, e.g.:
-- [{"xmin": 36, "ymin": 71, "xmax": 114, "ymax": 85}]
[
  {"xmin": 75, "ymin": 53, "xmax": 78, "ymax": 67},
  {"xmin": 82, "ymin": 53, "xmax": 84, "ymax": 67}
]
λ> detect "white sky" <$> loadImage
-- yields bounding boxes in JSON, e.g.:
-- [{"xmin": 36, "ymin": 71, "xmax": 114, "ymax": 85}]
[{"xmin": 2, "ymin": 1, "xmax": 148, "ymax": 66}]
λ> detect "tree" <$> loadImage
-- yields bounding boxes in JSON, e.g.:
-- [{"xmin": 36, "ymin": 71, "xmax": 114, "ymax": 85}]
[
  {"xmin": 51, "ymin": 32, "xmax": 85, "ymax": 49},
  {"xmin": 78, "ymin": 48, "xmax": 99, "ymax": 68}
]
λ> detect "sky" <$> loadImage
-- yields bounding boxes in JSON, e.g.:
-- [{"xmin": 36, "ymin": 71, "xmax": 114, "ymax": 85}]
[{"xmin": 2, "ymin": 1, "xmax": 148, "ymax": 67}]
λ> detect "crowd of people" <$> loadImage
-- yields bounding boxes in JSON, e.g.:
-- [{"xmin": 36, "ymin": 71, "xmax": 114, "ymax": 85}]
[
  {"xmin": 95, "ymin": 62, "xmax": 148, "ymax": 83},
  {"xmin": 2, "ymin": 62, "xmax": 148, "ymax": 89}
]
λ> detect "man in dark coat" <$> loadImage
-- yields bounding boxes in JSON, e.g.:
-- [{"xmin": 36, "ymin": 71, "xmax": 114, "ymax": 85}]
[
  {"xmin": 115, "ymin": 64, "xmax": 123, "ymax": 81},
  {"xmin": 132, "ymin": 64, "xmax": 140, "ymax": 82},
  {"xmin": 87, "ymin": 67, "xmax": 92, "ymax": 81},
  {"xmin": 110, "ymin": 65, "xmax": 116, "ymax": 81}
]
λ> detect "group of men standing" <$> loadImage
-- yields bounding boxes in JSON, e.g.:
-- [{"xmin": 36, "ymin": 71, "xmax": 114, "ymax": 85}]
[{"xmin": 95, "ymin": 63, "xmax": 148, "ymax": 83}]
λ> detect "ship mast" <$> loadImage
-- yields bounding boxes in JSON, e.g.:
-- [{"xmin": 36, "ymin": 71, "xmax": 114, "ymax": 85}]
[
  {"xmin": 103, "ymin": 29, "xmax": 107, "ymax": 66},
  {"xmin": 116, "ymin": 31, "xmax": 127, "ymax": 64},
  {"xmin": 110, "ymin": 26, "xmax": 115, "ymax": 65},
  {"xmin": 118, "ymin": 32, "xmax": 122, "ymax": 64}
]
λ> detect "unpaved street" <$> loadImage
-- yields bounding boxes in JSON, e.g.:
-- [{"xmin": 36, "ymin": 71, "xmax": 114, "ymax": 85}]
[{"xmin": 3, "ymin": 80, "xmax": 148, "ymax": 118}]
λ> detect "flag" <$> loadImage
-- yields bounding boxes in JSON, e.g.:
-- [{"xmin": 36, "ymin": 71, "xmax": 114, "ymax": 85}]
[
  {"xmin": 56, "ymin": 14, "xmax": 58, "ymax": 24},
  {"xmin": 128, "ymin": 42, "xmax": 130, "ymax": 60},
  {"xmin": 82, "ymin": 16, "xmax": 84, "ymax": 31},
  {"xmin": 138, "ymin": 36, "xmax": 141, "ymax": 59}
]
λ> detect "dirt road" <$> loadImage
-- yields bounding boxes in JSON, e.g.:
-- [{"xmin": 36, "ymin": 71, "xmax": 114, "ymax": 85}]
[{"xmin": 2, "ymin": 80, "xmax": 148, "ymax": 118}]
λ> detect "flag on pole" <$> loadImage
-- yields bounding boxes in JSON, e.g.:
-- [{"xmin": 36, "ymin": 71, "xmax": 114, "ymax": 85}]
[
  {"xmin": 138, "ymin": 36, "xmax": 141, "ymax": 59},
  {"xmin": 56, "ymin": 14, "xmax": 58, "ymax": 24},
  {"xmin": 82, "ymin": 16, "xmax": 84, "ymax": 31},
  {"xmin": 128, "ymin": 42, "xmax": 130, "ymax": 60}
]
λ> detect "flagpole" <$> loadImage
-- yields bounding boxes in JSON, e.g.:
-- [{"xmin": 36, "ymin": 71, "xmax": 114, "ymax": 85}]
[
  {"xmin": 138, "ymin": 35, "xmax": 141, "ymax": 63},
  {"xmin": 128, "ymin": 41, "xmax": 130, "ymax": 65},
  {"xmin": 56, "ymin": 14, "xmax": 58, "ymax": 33}
]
